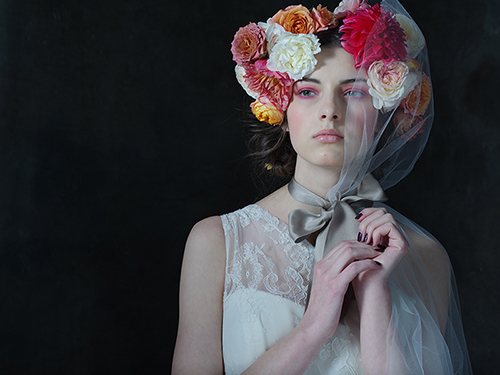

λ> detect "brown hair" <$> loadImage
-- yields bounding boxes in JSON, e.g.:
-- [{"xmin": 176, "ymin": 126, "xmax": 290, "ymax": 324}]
[{"xmin": 245, "ymin": 28, "xmax": 343, "ymax": 181}]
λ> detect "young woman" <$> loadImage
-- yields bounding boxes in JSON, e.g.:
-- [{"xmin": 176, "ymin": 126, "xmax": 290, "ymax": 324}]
[{"xmin": 172, "ymin": 1, "xmax": 472, "ymax": 374}]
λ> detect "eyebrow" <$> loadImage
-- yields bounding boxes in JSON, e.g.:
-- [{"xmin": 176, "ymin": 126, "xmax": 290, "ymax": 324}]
[
  {"xmin": 299, "ymin": 77, "xmax": 368, "ymax": 84},
  {"xmin": 340, "ymin": 78, "xmax": 368, "ymax": 84}
]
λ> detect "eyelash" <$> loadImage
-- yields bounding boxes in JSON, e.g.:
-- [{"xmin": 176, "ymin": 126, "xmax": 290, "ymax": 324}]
[
  {"xmin": 296, "ymin": 89, "xmax": 317, "ymax": 97},
  {"xmin": 294, "ymin": 86, "xmax": 368, "ymax": 99},
  {"xmin": 344, "ymin": 89, "xmax": 367, "ymax": 98}
]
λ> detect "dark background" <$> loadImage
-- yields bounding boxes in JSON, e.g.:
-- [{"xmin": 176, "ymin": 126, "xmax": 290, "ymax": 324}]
[{"xmin": 0, "ymin": 0, "xmax": 498, "ymax": 373}]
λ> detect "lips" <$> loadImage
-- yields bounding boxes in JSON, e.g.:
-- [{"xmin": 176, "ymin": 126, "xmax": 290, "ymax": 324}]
[{"xmin": 313, "ymin": 129, "xmax": 344, "ymax": 143}]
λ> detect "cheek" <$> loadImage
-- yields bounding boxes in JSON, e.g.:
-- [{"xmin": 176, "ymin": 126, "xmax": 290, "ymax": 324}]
[{"xmin": 345, "ymin": 103, "xmax": 379, "ymax": 140}]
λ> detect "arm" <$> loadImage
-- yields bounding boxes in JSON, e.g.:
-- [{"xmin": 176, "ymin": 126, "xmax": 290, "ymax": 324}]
[
  {"xmin": 353, "ymin": 208, "xmax": 453, "ymax": 374},
  {"xmin": 172, "ymin": 216, "xmax": 226, "ymax": 375},
  {"xmin": 172, "ymin": 216, "xmax": 382, "ymax": 374},
  {"xmin": 353, "ymin": 208, "xmax": 410, "ymax": 375},
  {"xmin": 241, "ymin": 240, "xmax": 382, "ymax": 375}
]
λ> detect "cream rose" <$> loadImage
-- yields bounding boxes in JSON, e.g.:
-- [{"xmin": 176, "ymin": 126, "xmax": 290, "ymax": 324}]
[
  {"xmin": 396, "ymin": 14, "xmax": 426, "ymax": 58},
  {"xmin": 267, "ymin": 32, "xmax": 321, "ymax": 80},
  {"xmin": 262, "ymin": 22, "xmax": 285, "ymax": 56},
  {"xmin": 235, "ymin": 65, "xmax": 258, "ymax": 99},
  {"xmin": 368, "ymin": 61, "xmax": 418, "ymax": 111}
]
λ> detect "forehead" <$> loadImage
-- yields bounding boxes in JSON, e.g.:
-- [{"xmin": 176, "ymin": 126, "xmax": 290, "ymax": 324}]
[{"xmin": 308, "ymin": 47, "xmax": 367, "ymax": 81}]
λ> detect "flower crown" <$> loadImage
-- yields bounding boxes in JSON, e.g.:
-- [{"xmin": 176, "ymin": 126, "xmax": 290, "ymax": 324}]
[{"xmin": 231, "ymin": 0, "xmax": 431, "ymax": 137}]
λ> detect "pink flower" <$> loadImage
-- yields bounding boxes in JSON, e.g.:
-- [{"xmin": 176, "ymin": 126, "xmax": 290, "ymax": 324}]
[
  {"xmin": 243, "ymin": 59, "xmax": 294, "ymax": 112},
  {"xmin": 231, "ymin": 23, "xmax": 267, "ymax": 65},
  {"xmin": 340, "ymin": 5, "xmax": 407, "ymax": 69},
  {"xmin": 334, "ymin": 0, "xmax": 369, "ymax": 19},
  {"xmin": 311, "ymin": 5, "xmax": 338, "ymax": 32}
]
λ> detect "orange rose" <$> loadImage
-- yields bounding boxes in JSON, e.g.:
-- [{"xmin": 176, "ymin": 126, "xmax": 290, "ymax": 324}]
[
  {"xmin": 394, "ymin": 108, "xmax": 426, "ymax": 141},
  {"xmin": 270, "ymin": 5, "xmax": 315, "ymax": 34},
  {"xmin": 251, "ymin": 97, "xmax": 285, "ymax": 125},
  {"xmin": 401, "ymin": 73, "xmax": 431, "ymax": 116},
  {"xmin": 311, "ymin": 5, "xmax": 337, "ymax": 31},
  {"xmin": 406, "ymin": 58, "xmax": 420, "ymax": 71}
]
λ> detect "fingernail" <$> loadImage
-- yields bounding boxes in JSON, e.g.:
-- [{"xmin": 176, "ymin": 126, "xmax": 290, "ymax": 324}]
[
  {"xmin": 363, "ymin": 233, "xmax": 368, "ymax": 242},
  {"xmin": 368, "ymin": 239, "xmax": 373, "ymax": 246},
  {"xmin": 375, "ymin": 246, "xmax": 385, "ymax": 252},
  {"xmin": 375, "ymin": 261, "xmax": 382, "ymax": 266},
  {"xmin": 355, "ymin": 212, "xmax": 362, "ymax": 220},
  {"xmin": 357, "ymin": 232, "xmax": 362, "ymax": 242}
]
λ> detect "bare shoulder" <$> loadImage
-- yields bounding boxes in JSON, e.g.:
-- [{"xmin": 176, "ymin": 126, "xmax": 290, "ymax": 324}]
[
  {"xmin": 401, "ymin": 223, "xmax": 450, "ymax": 272},
  {"xmin": 182, "ymin": 216, "xmax": 226, "ymax": 288},
  {"xmin": 400, "ymin": 222, "xmax": 451, "ymax": 326},
  {"xmin": 172, "ymin": 216, "xmax": 226, "ymax": 374},
  {"xmin": 186, "ymin": 216, "xmax": 225, "ymax": 254}
]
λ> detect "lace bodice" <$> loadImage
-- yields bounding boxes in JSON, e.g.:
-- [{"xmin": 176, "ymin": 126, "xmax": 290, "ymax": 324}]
[{"xmin": 221, "ymin": 204, "xmax": 362, "ymax": 375}]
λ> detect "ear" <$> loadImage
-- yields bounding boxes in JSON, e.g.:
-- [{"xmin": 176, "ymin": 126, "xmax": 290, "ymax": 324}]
[{"xmin": 282, "ymin": 118, "xmax": 289, "ymax": 132}]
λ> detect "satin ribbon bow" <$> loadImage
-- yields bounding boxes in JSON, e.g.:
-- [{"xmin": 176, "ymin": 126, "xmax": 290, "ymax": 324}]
[{"xmin": 288, "ymin": 174, "xmax": 387, "ymax": 264}]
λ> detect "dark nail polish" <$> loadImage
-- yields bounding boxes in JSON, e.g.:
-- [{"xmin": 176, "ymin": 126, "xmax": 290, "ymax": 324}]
[
  {"xmin": 375, "ymin": 261, "xmax": 382, "ymax": 266},
  {"xmin": 357, "ymin": 232, "xmax": 362, "ymax": 242},
  {"xmin": 355, "ymin": 212, "xmax": 362, "ymax": 220},
  {"xmin": 363, "ymin": 233, "xmax": 368, "ymax": 242}
]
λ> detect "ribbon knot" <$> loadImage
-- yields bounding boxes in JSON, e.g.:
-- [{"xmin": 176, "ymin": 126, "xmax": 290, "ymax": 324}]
[{"xmin": 288, "ymin": 174, "xmax": 386, "ymax": 264}]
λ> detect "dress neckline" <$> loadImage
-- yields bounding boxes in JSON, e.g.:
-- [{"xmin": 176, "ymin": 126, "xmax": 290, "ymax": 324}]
[{"xmin": 247, "ymin": 204, "xmax": 315, "ymax": 249}]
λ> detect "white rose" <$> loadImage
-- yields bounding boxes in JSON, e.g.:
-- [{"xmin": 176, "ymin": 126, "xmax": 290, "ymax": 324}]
[
  {"xmin": 235, "ymin": 65, "xmax": 258, "ymax": 99},
  {"xmin": 396, "ymin": 14, "xmax": 426, "ymax": 58},
  {"xmin": 263, "ymin": 22, "xmax": 285, "ymax": 56},
  {"xmin": 267, "ymin": 32, "xmax": 321, "ymax": 80},
  {"xmin": 367, "ymin": 61, "xmax": 419, "ymax": 112}
]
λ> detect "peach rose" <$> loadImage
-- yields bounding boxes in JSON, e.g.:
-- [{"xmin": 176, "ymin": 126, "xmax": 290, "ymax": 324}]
[
  {"xmin": 311, "ymin": 5, "xmax": 338, "ymax": 31},
  {"xmin": 270, "ymin": 5, "xmax": 315, "ymax": 34},
  {"xmin": 334, "ymin": 0, "xmax": 369, "ymax": 19},
  {"xmin": 251, "ymin": 97, "xmax": 285, "ymax": 125},
  {"xmin": 393, "ymin": 108, "xmax": 426, "ymax": 141},
  {"xmin": 368, "ymin": 60, "xmax": 418, "ymax": 111},
  {"xmin": 406, "ymin": 58, "xmax": 420, "ymax": 71},
  {"xmin": 231, "ymin": 22, "xmax": 267, "ymax": 65},
  {"xmin": 401, "ymin": 73, "xmax": 432, "ymax": 116}
]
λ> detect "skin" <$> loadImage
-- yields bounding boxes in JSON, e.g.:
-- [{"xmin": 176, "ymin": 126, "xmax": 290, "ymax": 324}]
[{"xmin": 172, "ymin": 47, "xmax": 449, "ymax": 375}]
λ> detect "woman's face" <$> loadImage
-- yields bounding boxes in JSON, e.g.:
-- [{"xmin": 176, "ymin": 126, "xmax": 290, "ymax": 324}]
[{"xmin": 286, "ymin": 46, "xmax": 378, "ymax": 172}]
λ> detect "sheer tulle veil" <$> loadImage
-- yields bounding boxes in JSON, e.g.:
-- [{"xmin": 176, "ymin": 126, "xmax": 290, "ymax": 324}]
[
  {"xmin": 329, "ymin": 1, "xmax": 472, "ymax": 373},
  {"xmin": 232, "ymin": 0, "xmax": 472, "ymax": 372}
]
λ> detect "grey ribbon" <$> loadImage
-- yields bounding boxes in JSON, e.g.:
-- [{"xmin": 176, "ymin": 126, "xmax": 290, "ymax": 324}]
[{"xmin": 288, "ymin": 174, "xmax": 387, "ymax": 265}]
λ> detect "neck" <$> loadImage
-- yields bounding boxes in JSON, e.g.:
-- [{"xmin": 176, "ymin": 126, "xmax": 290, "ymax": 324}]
[{"xmin": 293, "ymin": 158, "xmax": 342, "ymax": 199}]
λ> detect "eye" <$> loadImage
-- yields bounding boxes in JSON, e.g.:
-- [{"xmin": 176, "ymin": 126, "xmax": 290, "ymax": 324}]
[
  {"xmin": 344, "ymin": 89, "xmax": 366, "ymax": 98},
  {"xmin": 296, "ymin": 89, "xmax": 317, "ymax": 98}
]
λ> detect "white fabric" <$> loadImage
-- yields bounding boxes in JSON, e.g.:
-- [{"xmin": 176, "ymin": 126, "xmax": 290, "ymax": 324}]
[
  {"xmin": 220, "ymin": 204, "xmax": 472, "ymax": 374},
  {"xmin": 221, "ymin": 204, "xmax": 362, "ymax": 375}
]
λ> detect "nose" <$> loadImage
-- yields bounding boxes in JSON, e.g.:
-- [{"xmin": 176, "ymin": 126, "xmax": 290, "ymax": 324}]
[{"xmin": 319, "ymin": 93, "xmax": 342, "ymax": 121}]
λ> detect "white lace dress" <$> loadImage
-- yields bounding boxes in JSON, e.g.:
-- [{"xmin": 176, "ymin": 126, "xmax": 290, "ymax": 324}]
[{"xmin": 221, "ymin": 204, "xmax": 363, "ymax": 375}]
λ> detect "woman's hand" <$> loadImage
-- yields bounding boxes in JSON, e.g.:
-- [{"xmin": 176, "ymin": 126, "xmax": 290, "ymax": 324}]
[
  {"xmin": 300, "ymin": 239, "xmax": 382, "ymax": 340},
  {"xmin": 353, "ymin": 207, "xmax": 410, "ymax": 289}
]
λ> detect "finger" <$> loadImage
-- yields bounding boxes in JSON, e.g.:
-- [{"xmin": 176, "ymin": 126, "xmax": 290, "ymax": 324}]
[
  {"xmin": 340, "ymin": 259, "xmax": 382, "ymax": 283},
  {"xmin": 362, "ymin": 213, "xmax": 399, "ymax": 246},
  {"xmin": 355, "ymin": 207, "xmax": 387, "ymax": 222},
  {"xmin": 315, "ymin": 241, "xmax": 379, "ymax": 276},
  {"xmin": 335, "ymin": 244, "xmax": 383, "ymax": 273},
  {"xmin": 357, "ymin": 210, "xmax": 390, "ymax": 244}
]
